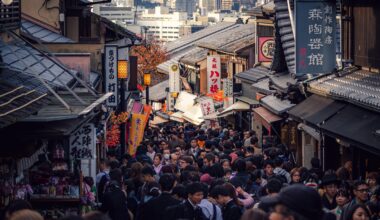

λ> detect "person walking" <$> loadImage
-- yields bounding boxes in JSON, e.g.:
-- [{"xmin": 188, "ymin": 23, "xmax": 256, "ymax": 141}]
[{"xmin": 99, "ymin": 168, "xmax": 130, "ymax": 220}]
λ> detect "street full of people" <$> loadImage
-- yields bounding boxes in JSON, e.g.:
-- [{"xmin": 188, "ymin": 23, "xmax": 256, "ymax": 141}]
[{"xmin": 2, "ymin": 123, "xmax": 380, "ymax": 220}]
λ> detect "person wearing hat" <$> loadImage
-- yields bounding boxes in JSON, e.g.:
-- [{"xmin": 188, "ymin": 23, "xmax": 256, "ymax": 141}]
[
  {"xmin": 321, "ymin": 173, "xmax": 340, "ymax": 210},
  {"xmin": 266, "ymin": 184, "xmax": 325, "ymax": 220}
]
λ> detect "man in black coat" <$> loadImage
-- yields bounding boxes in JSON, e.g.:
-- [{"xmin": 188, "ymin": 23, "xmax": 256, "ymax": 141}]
[
  {"xmin": 99, "ymin": 168, "xmax": 130, "ymax": 220},
  {"xmin": 211, "ymin": 185, "xmax": 242, "ymax": 220},
  {"xmin": 138, "ymin": 174, "xmax": 181, "ymax": 220},
  {"xmin": 165, "ymin": 182, "xmax": 207, "ymax": 220}
]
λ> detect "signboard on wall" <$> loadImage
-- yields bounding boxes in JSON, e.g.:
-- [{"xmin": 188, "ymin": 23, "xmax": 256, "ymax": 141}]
[
  {"xmin": 258, "ymin": 37, "xmax": 275, "ymax": 62},
  {"xmin": 104, "ymin": 45, "xmax": 118, "ymax": 107},
  {"xmin": 207, "ymin": 55, "xmax": 221, "ymax": 94},
  {"xmin": 70, "ymin": 123, "xmax": 96, "ymax": 159},
  {"xmin": 200, "ymin": 98, "xmax": 215, "ymax": 116},
  {"xmin": 295, "ymin": 0, "xmax": 336, "ymax": 76},
  {"xmin": 105, "ymin": 45, "xmax": 118, "ymax": 107},
  {"xmin": 222, "ymin": 78, "xmax": 233, "ymax": 97},
  {"xmin": 169, "ymin": 64, "xmax": 180, "ymax": 93}
]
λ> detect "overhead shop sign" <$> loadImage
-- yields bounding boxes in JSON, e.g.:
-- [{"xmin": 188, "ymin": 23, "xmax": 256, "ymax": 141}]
[
  {"xmin": 105, "ymin": 45, "xmax": 118, "ymax": 107},
  {"xmin": 70, "ymin": 123, "xmax": 96, "ymax": 159},
  {"xmin": 207, "ymin": 55, "xmax": 221, "ymax": 94},
  {"xmin": 200, "ymin": 98, "xmax": 215, "ymax": 117},
  {"xmin": 295, "ymin": 0, "xmax": 336, "ymax": 76},
  {"xmin": 169, "ymin": 64, "xmax": 180, "ymax": 93}
]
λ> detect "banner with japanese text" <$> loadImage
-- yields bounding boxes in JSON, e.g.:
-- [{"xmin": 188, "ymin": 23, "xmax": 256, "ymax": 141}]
[
  {"xmin": 105, "ymin": 45, "xmax": 118, "ymax": 107},
  {"xmin": 128, "ymin": 113, "xmax": 146, "ymax": 156},
  {"xmin": 200, "ymin": 98, "xmax": 215, "ymax": 117},
  {"xmin": 207, "ymin": 56, "xmax": 221, "ymax": 94},
  {"xmin": 70, "ymin": 123, "xmax": 96, "ymax": 159},
  {"xmin": 295, "ymin": 0, "xmax": 336, "ymax": 76}
]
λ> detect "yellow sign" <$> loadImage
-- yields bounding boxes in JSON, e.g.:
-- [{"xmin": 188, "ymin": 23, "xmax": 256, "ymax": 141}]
[
  {"xmin": 128, "ymin": 113, "xmax": 146, "ymax": 156},
  {"xmin": 171, "ymin": 64, "xmax": 178, "ymax": 72}
]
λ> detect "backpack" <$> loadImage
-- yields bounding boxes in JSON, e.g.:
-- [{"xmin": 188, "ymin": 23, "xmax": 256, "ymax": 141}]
[{"xmin": 97, "ymin": 172, "xmax": 110, "ymax": 202}]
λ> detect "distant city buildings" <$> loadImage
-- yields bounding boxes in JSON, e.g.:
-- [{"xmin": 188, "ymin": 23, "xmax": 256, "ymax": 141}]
[{"xmin": 136, "ymin": 6, "xmax": 187, "ymax": 42}]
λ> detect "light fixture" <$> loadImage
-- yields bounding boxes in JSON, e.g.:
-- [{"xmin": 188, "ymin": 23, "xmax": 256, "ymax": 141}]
[
  {"xmin": 1, "ymin": 0, "xmax": 13, "ymax": 5},
  {"xmin": 117, "ymin": 60, "xmax": 128, "ymax": 79},
  {"xmin": 143, "ymin": 71, "xmax": 151, "ymax": 86}
]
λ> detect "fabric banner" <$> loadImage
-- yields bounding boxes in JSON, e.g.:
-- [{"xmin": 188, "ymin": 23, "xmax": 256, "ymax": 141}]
[{"xmin": 128, "ymin": 113, "xmax": 146, "ymax": 156}]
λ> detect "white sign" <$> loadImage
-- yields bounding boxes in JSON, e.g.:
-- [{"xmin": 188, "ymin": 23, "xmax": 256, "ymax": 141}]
[
  {"xmin": 207, "ymin": 55, "xmax": 221, "ymax": 94},
  {"xmin": 223, "ymin": 78, "xmax": 233, "ymax": 97},
  {"xmin": 105, "ymin": 45, "xmax": 118, "ymax": 107},
  {"xmin": 200, "ymin": 98, "xmax": 215, "ymax": 116},
  {"xmin": 169, "ymin": 64, "xmax": 180, "ymax": 93},
  {"xmin": 70, "ymin": 123, "xmax": 96, "ymax": 159}
]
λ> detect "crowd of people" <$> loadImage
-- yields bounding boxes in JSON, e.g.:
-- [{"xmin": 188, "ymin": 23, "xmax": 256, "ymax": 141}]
[{"xmin": 2, "ymin": 123, "xmax": 380, "ymax": 220}]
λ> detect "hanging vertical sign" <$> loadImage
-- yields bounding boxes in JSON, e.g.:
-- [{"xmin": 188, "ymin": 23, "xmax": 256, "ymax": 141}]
[
  {"xmin": 128, "ymin": 113, "xmax": 146, "ymax": 156},
  {"xmin": 222, "ymin": 78, "xmax": 233, "ymax": 97},
  {"xmin": 105, "ymin": 45, "xmax": 118, "ymax": 107},
  {"xmin": 258, "ymin": 37, "xmax": 275, "ymax": 62},
  {"xmin": 169, "ymin": 64, "xmax": 180, "ymax": 93},
  {"xmin": 200, "ymin": 98, "xmax": 215, "ymax": 117},
  {"xmin": 295, "ymin": 0, "xmax": 336, "ymax": 76},
  {"xmin": 70, "ymin": 123, "xmax": 96, "ymax": 159},
  {"xmin": 207, "ymin": 55, "xmax": 221, "ymax": 94}
]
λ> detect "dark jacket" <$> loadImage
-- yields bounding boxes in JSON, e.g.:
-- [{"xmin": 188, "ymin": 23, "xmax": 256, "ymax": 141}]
[
  {"xmin": 222, "ymin": 200, "xmax": 242, "ymax": 220},
  {"xmin": 137, "ymin": 192, "xmax": 181, "ymax": 220},
  {"xmin": 321, "ymin": 194, "xmax": 337, "ymax": 210},
  {"xmin": 340, "ymin": 198, "xmax": 360, "ymax": 220},
  {"xmin": 165, "ymin": 200, "xmax": 207, "ymax": 220},
  {"xmin": 99, "ymin": 182, "xmax": 130, "ymax": 220}
]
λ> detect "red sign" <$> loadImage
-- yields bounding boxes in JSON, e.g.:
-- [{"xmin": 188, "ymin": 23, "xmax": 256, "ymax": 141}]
[{"xmin": 258, "ymin": 37, "xmax": 275, "ymax": 62}]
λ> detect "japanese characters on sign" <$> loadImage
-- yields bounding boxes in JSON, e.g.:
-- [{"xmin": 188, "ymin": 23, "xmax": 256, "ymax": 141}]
[
  {"xmin": 258, "ymin": 37, "xmax": 275, "ymax": 62},
  {"xmin": 222, "ymin": 78, "xmax": 233, "ymax": 97},
  {"xmin": 105, "ymin": 45, "xmax": 118, "ymax": 107},
  {"xmin": 296, "ymin": 0, "xmax": 336, "ymax": 76},
  {"xmin": 169, "ymin": 64, "xmax": 180, "ymax": 93},
  {"xmin": 128, "ymin": 113, "xmax": 146, "ymax": 156},
  {"xmin": 200, "ymin": 98, "xmax": 215, "ymax": 117},
  {"xmin": 70, "ymin": 123, "xmax": 95, "ymax": 159},
  {"xmin": 207, "ymin": 56, "xmax": 221, "ymax": 94}
]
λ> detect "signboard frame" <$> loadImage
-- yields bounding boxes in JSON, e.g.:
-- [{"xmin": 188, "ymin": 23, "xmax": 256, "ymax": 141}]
[{"xmin": 105, "ymin": 45, "xmax": 118, "ymax": 107}]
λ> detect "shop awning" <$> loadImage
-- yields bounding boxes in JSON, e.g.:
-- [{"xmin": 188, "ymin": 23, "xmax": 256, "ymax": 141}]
[
  {"xmin": 174, "ymin": 91, "xmax": 197, "ymax": 112},
  {"xmin": 183, "ymin": 104, "xmax": 204, "ymax": 125},
  {"xmin": 288, "ymin": 95, "xmax": 346, "ymax": 126},
  {"xmin": 218, "ymin": 101, "xmax": 250, "ymax": 117},
  {"xmin": 320, "ymin": 105, "xmax": 380, "ymax": 154},
  {"xmin": 235, "ymin": 96, "xmax": 260, "ymax": 106},
  {"xmin": 170, "ymin": 111, "xmax": 185, "ymax": 123},
  {"xmin": 253, "ymin": 107, "xmax": 282, "ymax": 131},
  {"xmin": 143, "ymin": 80, "xmax": 169, "ymax": 101},
  {"xmin": 200, "ymin": 112, "xmax": 220, "ymax": 120},
  {"xmin": 298, "ymin": 123, "xmax": 320, "ymax": 141},
  {"xmin": 149, "ymin": 116, "xmax": 168, "ymax": 127},
  {"xmin": 260, "ymin": 95, "xmax": 295, "ymax": 115}
]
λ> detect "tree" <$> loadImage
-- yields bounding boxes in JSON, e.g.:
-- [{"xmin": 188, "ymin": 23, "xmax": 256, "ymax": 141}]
[{"xmin": 131, "ymin": 40, "xmax": 168, "ymax": 86}]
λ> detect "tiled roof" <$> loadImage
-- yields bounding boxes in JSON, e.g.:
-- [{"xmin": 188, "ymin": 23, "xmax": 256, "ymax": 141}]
[
  {"xmin": 217, "ymin": 34, "xmax": 256, "ymax": 54},
  {"xmin": 180, "ymin": 48, "xmax": 208, "ymax": 66},
  {"xmin": 21, "ymin": 19, "xmax": 74, "ymax": 43},
  {"xmin": 273, "ymin": 0, "xmax": 295, "ymax": 74},
  {"xmin": 308, "ymin": 69, "xmax": 380, "ymax": 111},
  {"xmin": 196, "ymin": 24, "xmax": 255, "ymax": 51},
  {"xmin": 260, "ymin": 95, "xmax": 294, "ymax": 115},
  {"xmin": 252, "ymin": 78, "xmax": 275, "ymax": 95},
  {"xmin": 269, "ymin": 72, "xmax": 297, "ymax": 93},
  {"xmin": 0, "ymin": 40, "xmax": 76, "ymax": 88},
  {"xmin": 235, "ymin": 66, "xmax": 271, "ymax": 83},
  {"xmin": 0, "ymin": 68, "xmax": 50, "ymax": 129},
  {"xmin": 164, "ymin": 22, "xmax": 238, "ymax": 56}
]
